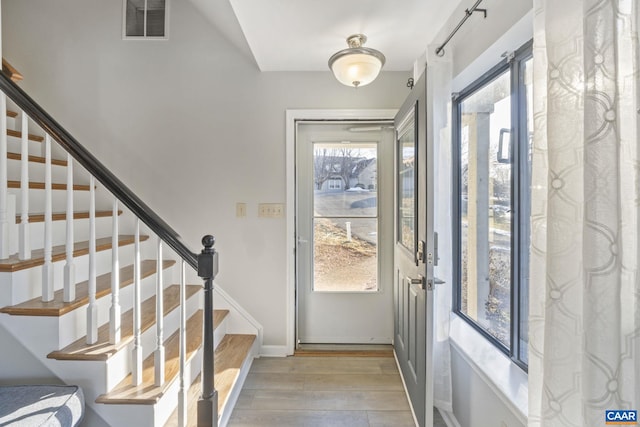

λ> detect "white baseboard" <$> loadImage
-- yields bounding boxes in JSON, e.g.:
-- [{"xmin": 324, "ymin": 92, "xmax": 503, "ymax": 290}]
[{"xmin": 259, "ymin": 345, "xmax": 289, "ymax": 357}]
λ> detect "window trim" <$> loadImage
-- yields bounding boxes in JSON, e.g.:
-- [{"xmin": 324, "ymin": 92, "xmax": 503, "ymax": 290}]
[
  {"xmin": 122, "ymin": 0, "xmax": 170, "ymax": 40},
  {"xmin": 452, "ymin": 40, "xmax": 533, "ymax": 370}
]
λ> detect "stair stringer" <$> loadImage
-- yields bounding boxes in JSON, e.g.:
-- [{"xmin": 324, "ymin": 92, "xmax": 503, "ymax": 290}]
[{"xmin": 213, "ymin": 281, "xmax": 263, "ymax": 354}]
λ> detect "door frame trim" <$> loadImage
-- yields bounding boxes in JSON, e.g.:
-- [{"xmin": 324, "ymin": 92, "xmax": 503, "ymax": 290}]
[{"xmin": 285, "ymin": 109, "xmax": 397, "ymax": 355}]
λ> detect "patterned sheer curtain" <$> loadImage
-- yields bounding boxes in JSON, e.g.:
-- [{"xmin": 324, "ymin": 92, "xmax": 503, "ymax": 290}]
[{"xmin": 529, "ymin": 1, "xmax": 640, "ymax": 426}]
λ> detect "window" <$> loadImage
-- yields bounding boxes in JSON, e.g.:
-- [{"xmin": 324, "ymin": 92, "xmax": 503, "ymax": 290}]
[
  {"xmin": 328, "ymin": 178, "xmax": 342, "ymax": 190},
  {"xmin": 123, "ymin": 0, "xmax": 168, "ymax": 39},
  {"xmin": 453, "ymin": 41, "xmax": 532, "ymax": 369}
]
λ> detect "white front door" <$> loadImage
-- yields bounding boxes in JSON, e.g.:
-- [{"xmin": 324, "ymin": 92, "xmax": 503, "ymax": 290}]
[{"xmin": 296, "ymin": 121, "xmax": 394, "ymax": 344}]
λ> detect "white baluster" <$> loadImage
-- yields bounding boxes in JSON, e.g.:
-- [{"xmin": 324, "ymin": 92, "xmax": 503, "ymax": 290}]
[
  {"xmin": 132, "ymin": 218, "xmax": 143, "ymax": 385},
  {"xmin": 0, "ymin": 3, "xmax": 8, "ymax": 260},
  {"xmin": 109, "ymin": 198, "xmax": 121, "ymax": 344},
  {"xmin": 178, "ymin": 259, "xmax": 187, "ymax": 427},
  {"xmin": 0, "ymin": 93, "xmax": 8, "ymax": 259},
  {"xmin": 154, "ymin": 237, "xmax": 165, "ymax": 386},
  {"xmin": 63, "ymin": 153, "xmax": 75, "ymax": 301},
  {"xmin": 86, "ymin": 175, "xmax": 97, "ymax": 344},
  {"xmin": 18, "ymin": 111, "xmax": 30, "ymax": 260},
  {"xmin": 41, "ymin": 135, "xmax": 54, "ymax": 301}
]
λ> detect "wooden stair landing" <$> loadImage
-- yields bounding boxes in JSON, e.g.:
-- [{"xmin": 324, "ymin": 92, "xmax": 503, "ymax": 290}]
[
  {"xmin": 0, "ymin": 259, "xmax": 173, "ymax": 316},
  {"xmin": 48, "ymin": 284, "xmax": 201, "ymax": 361},
  {"xmin": 96, "ymin": 308, "xmax": 237, "ymax": 405},
  {"xmin": 163, "ymin": 334, "xmax": 256, "ymax": 427},
  {"xmin": 0, "ymin": 234, "xmax": 149, "ymax": 273}
]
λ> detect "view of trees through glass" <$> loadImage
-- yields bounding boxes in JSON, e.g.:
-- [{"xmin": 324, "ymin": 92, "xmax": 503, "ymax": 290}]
[
  {"xmin": 312, "ymin": 143, "xmax": 378, "ymax": 292},
  {"xmin": 459, "ymin": 70, "xmax": 512, "ymax": 347}
]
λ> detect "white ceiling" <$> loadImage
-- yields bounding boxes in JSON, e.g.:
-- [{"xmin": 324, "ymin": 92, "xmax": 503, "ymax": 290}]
[{"xmin": 224, "ymin": 0, "xmax": 463, "ymax": 72}]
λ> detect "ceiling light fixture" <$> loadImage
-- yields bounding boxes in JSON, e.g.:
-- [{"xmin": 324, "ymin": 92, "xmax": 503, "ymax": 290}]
[{"xmin": 328, "ymin": 34, "xmax": 386, "ymax": 88}]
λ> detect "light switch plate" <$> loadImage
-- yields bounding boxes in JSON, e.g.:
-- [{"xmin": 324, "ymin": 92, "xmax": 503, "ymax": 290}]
[
  {"xmin": 258, "ymin": 203, "xmax": 284, "ymax": 218},
  {"xmin": 236, "ymin": 203, "xmax": 247, "ymax": 218}
]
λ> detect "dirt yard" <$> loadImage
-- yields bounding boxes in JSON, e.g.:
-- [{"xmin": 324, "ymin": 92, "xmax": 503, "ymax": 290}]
[{"xmin": 313, "ymin": 219, "xmax": 377, "ymax": 291}]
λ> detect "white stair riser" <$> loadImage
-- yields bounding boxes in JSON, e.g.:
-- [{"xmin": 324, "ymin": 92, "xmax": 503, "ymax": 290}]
[
  {"xmin": 5, "ymin": 134, "xmax": 48, "ymax": 158},
  {"xmin": 8, "ymin": 188, "xmax": 113, "ymax": 215},
  {"xmin": 56, "ymin": 269, "xmax": 179, "ymax": 348},
  {"xmin": 5, "ymin": 116, "xmax": 17, "ymax": 130},
  {"xmin": 9, "ymin": 215, "xmax": 116, "ymax": 254},
  {"xmin": 6, "ymin": 157, "xmax": 77, "ymax": 184},
  {"xmin": 0, "ymin": 243, "xmax": 139, "ymax": 306},
  {"xmin": 96, "ymin": 347, "xmax": 204, "ymax": 427},
  {"xmin": 104, "ymin": 289, "xmax": 203, "ymax": 391}
]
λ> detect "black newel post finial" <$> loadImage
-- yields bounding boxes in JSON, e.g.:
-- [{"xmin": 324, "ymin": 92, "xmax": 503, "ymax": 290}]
[{"xmin": 197, "ymin": 235, "xmax": 219, "ymax": 427}]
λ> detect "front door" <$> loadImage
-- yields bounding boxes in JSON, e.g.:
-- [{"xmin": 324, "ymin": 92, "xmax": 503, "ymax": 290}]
[
  {"xmin": 296, "ymin": 121, "xmax": 394, "ymax": 344},
  {"xmin": 393, "ymin": 74, "xmax": 435, "ymax": 427}
]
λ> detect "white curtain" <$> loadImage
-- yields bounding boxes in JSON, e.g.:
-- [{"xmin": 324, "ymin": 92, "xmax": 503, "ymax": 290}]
[
  {"xmin": 428, "ymin": 46, "xmax": 454, "ymax": 413},
  {"xmin": 529, "ymin": 1, "xmax": 640, "ymax": 426}
]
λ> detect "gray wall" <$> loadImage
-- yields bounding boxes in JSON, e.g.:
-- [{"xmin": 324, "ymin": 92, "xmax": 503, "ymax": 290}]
[
  {"xmin": 451, "ymin": 347, "xmax": 525, "ymax": 427},
  {"xmin": 3, "ymin": 1, "xmax": 533, "ymax": 425},
  {"xmin": 2, "ymin": 0, "xmax": 409, "ymax": 346}
]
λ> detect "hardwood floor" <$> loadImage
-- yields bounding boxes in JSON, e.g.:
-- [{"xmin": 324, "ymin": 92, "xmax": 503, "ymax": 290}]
[{"xmin": 228, "ymin": 354, "xmax": 447, "ymax": 427}]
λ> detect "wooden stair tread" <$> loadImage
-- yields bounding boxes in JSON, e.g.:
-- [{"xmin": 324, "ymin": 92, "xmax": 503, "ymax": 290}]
[
  {"xmin": 164, "ymin": 334, "xmax": 256, "ymax": 426},
  {"xmin": 7, "ymin": 129, "xmax": 44, "ymax": 142},
  {"xmin": 213, "ymin": 309, "xmax": 229, "ymax": 328},
  {"xmin": 212, "ymin": 334, "xmax": 256, "ymax": 412},
  {"xmin": 8, "ymin": 180, "xmax": 91, "ymax": 191},
  {"xmin": 8, "ymin": 151, "xmax": 68, "ymax": 166},
  {"xmin": 47, "ymin": 284, "xmax": 202, "ymax": 361},
  {"xmin": 7, "ymin": 110, "xmax": 18, "ymax": 118},
  {"xmin": 0, "ymin": 259, "xmax": 171, "ymax": 315},
  {"xmin": 0, "ymin": 234, "xmax": 149, "ymax": 273},
  {"xmin": 96, "ymin": 310, "xmax": 204, "ymax": 404},
  {"xmin": 16, "ymin": 210, "xmax": 123, "ymax": 224}
]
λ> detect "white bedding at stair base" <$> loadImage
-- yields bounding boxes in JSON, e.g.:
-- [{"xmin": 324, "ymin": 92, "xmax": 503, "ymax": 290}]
[{"xmin": 0, "ymin": 385, "xmax": 84, "ymax": 427}]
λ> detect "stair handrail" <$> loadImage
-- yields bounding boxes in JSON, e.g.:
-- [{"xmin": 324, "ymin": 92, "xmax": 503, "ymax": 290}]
[
  {"xmin": 0, "ymin": 69, "xmax": 221, "ymax": 426},
  {"xmin": 0, "ymin": 71, "xmax": 197, "ymax": 269}
]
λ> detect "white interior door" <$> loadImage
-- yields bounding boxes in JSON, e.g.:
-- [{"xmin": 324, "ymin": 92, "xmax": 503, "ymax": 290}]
[{"xmin": 296, "ymin": 121, "xmax": 394, "ymax": 344}]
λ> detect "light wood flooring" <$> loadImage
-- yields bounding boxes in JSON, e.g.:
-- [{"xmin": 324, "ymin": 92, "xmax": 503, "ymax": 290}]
[{"xmin": 227, "ymin": 353, "xmax": 448, "ymax": 427}]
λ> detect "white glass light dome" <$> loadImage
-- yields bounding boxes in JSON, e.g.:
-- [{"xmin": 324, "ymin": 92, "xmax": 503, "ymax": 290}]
[{"xmin": 328, "ymin": 34, "xmax": 386, "ymax": 88}]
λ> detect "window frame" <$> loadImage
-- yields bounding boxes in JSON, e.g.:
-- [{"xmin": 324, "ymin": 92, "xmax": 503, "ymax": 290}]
[
  {"xmin": 122, "ymin": 0, "xmax": 170, "ymax": 40},
  {"xmin": 452, "ymin": 40, "xmax": 533, "ymax": 371}
]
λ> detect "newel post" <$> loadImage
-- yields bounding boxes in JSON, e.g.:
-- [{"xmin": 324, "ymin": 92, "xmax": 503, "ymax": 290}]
[{"xmin": 197, "ymin": 235, "xmax": 219, "ymax": 427}]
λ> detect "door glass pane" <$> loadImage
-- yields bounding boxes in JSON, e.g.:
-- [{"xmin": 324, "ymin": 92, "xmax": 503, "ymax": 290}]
[
  {"xmin": 397, "ymin": 109, "xmax": 416, "ymax": 253},
  {"xmin": 459, "ymin": 70, "xmax": 511, "ymax": 348},
  {"xmin": 313, "ymin": 143, "xmax": 378, "ymax": 292}
]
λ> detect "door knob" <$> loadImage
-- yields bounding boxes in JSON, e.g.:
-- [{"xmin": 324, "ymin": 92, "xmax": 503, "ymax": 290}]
[{"xmin": 409, "ymin": 275, "xmax": 426, "ymax": 289}]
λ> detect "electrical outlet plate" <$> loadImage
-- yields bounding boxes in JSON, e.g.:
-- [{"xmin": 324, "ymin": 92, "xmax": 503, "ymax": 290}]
[{"xmin": 258, "ymin": 203, "xmax": 284, "ymax": 218}]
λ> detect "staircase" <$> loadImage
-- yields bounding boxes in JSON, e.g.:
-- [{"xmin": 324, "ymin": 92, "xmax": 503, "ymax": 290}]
[{"xmin": 0, "ymin": 66, "xmax": 261, "ymax": 426}]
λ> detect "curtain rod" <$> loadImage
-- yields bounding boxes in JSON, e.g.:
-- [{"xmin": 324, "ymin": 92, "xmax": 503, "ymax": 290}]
[{"xmin": 435, "ymin": 0, "xmax": 487, "ymax": 57}]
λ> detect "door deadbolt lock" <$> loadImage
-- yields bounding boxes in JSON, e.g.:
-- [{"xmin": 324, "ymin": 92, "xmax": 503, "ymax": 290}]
[{"xmin": 410, "ymin": 275, "xmax": 426, "ymax": 290}]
